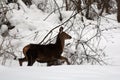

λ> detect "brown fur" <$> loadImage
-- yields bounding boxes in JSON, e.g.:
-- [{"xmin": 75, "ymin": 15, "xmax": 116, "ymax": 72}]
[
  {"xmin": 19, "ymin": 27, "xmax": 71, "ymax": 66},
  {"xmin": 23, "ymin": 45, "xmax": 30, "ymax": 56}
]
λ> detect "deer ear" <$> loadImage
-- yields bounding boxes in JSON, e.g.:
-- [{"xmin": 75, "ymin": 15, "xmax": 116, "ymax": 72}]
[{"xmin": 59, "ymin": 27, "xmax": 63, "ymax": 33}]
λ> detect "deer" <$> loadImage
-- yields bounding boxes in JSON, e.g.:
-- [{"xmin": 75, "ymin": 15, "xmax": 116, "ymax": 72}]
[{"xmin": 18, "ymin": 27, "xmax": 72, "ymax": 66}]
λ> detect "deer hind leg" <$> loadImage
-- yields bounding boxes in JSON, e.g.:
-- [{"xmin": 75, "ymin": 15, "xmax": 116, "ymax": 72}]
[
  {"xmin": 28, "ymin": 60, "xmax": 35, "ymax": 66},
  {"xmin": 19, "ymin": 57, "xmax": 27, "ymax": 66},
  {"xmin": 59, "ymin": 56, "xmax": 70, "ymax": 65},
  {"xmin": 27, "ymin": 54, "xmax": 35, "ymax": 66},
  {"xmin": 27, "ymin": 58, "xmax": 35, "ymax": 66}
]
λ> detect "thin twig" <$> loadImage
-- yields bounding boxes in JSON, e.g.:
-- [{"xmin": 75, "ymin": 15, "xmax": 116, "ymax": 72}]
[
  {"xmin": 43, "ymin": 6, "xmax": 65, "ymax": 21},
  {"xmin": 39, "ymin": 12, "xmax": 78, "ymax": 44}
]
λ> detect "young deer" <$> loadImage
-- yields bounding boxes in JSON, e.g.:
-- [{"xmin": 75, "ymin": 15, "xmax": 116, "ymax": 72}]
[{"xmin": 19, "ymin": 27, "xmax": 71, "ymax": 66}]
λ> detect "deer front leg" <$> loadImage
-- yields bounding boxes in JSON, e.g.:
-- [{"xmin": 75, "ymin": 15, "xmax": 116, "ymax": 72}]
[
  {"xmin": 47, "ymin": 58, "xmax": 59, "ymax": 66},
  {"xmin": 59, "ymin": 56, "xmax": 70, "ymax": 65},
  {"xmin": 19, "ymin": 57, "xmax": 27, "ymax": 66}
]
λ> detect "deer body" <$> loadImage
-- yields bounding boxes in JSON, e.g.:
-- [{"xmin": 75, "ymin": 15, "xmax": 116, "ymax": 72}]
[{"xmin": 19, "ymin": 27, "xmax": 71, "ymax": 66}]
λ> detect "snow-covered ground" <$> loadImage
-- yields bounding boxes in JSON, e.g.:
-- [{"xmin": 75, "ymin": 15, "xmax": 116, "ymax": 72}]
[
  {"xmin": 0, "ymin": 65, "xmax": 120, "ymax": 80},
  {"xmin": 100, "ymin": 14, "xmax": 120, "ymax": 65},
  {"xmin": 0, "ymin": 1, "xmax": 120, "ymax": 80},
  {"xmin": 104, "ymin": 29, "xmax": 120, "ymax": 66}
]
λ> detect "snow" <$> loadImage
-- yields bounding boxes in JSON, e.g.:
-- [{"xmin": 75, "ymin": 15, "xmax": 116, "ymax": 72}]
[
  {"xmin": 0, "ymin": 1, "xmax": 120, "ymax": 80},
  {"xmin": 104, "ymin": 29, "xmax": 120, "ymax": 65},
  {"xmin": 0, "ymin": 25, "xmax": 8, "ymax": 34},
  {"xmin": 0, "ymin": 65, "xmax": 120, "ymax": 80}
]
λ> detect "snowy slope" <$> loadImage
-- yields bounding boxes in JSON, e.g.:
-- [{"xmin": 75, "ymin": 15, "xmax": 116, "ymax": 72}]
[
  {"xmin": 0, "ymin": 65, "xmax": 120, "ymax": 80},
  {"xmin": 100, "ymin": 14, "xmax": 120, "ymax": 65},
  {"xmin": 104, "ymin": 29, "xmax": 120, "ymax": 65},
  {"xmin": 0, "ymin": 1, "xmax": 120, "ymax": 65}
]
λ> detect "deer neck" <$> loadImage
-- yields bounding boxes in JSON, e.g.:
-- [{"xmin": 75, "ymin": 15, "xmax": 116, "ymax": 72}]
[
  {"xmin": 60, "ymin": 38, "xmax": 65, "ymax": 51},
  {"xmin": 55, "ymin": 36, "xmax": 65, "ymax": 53}
]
